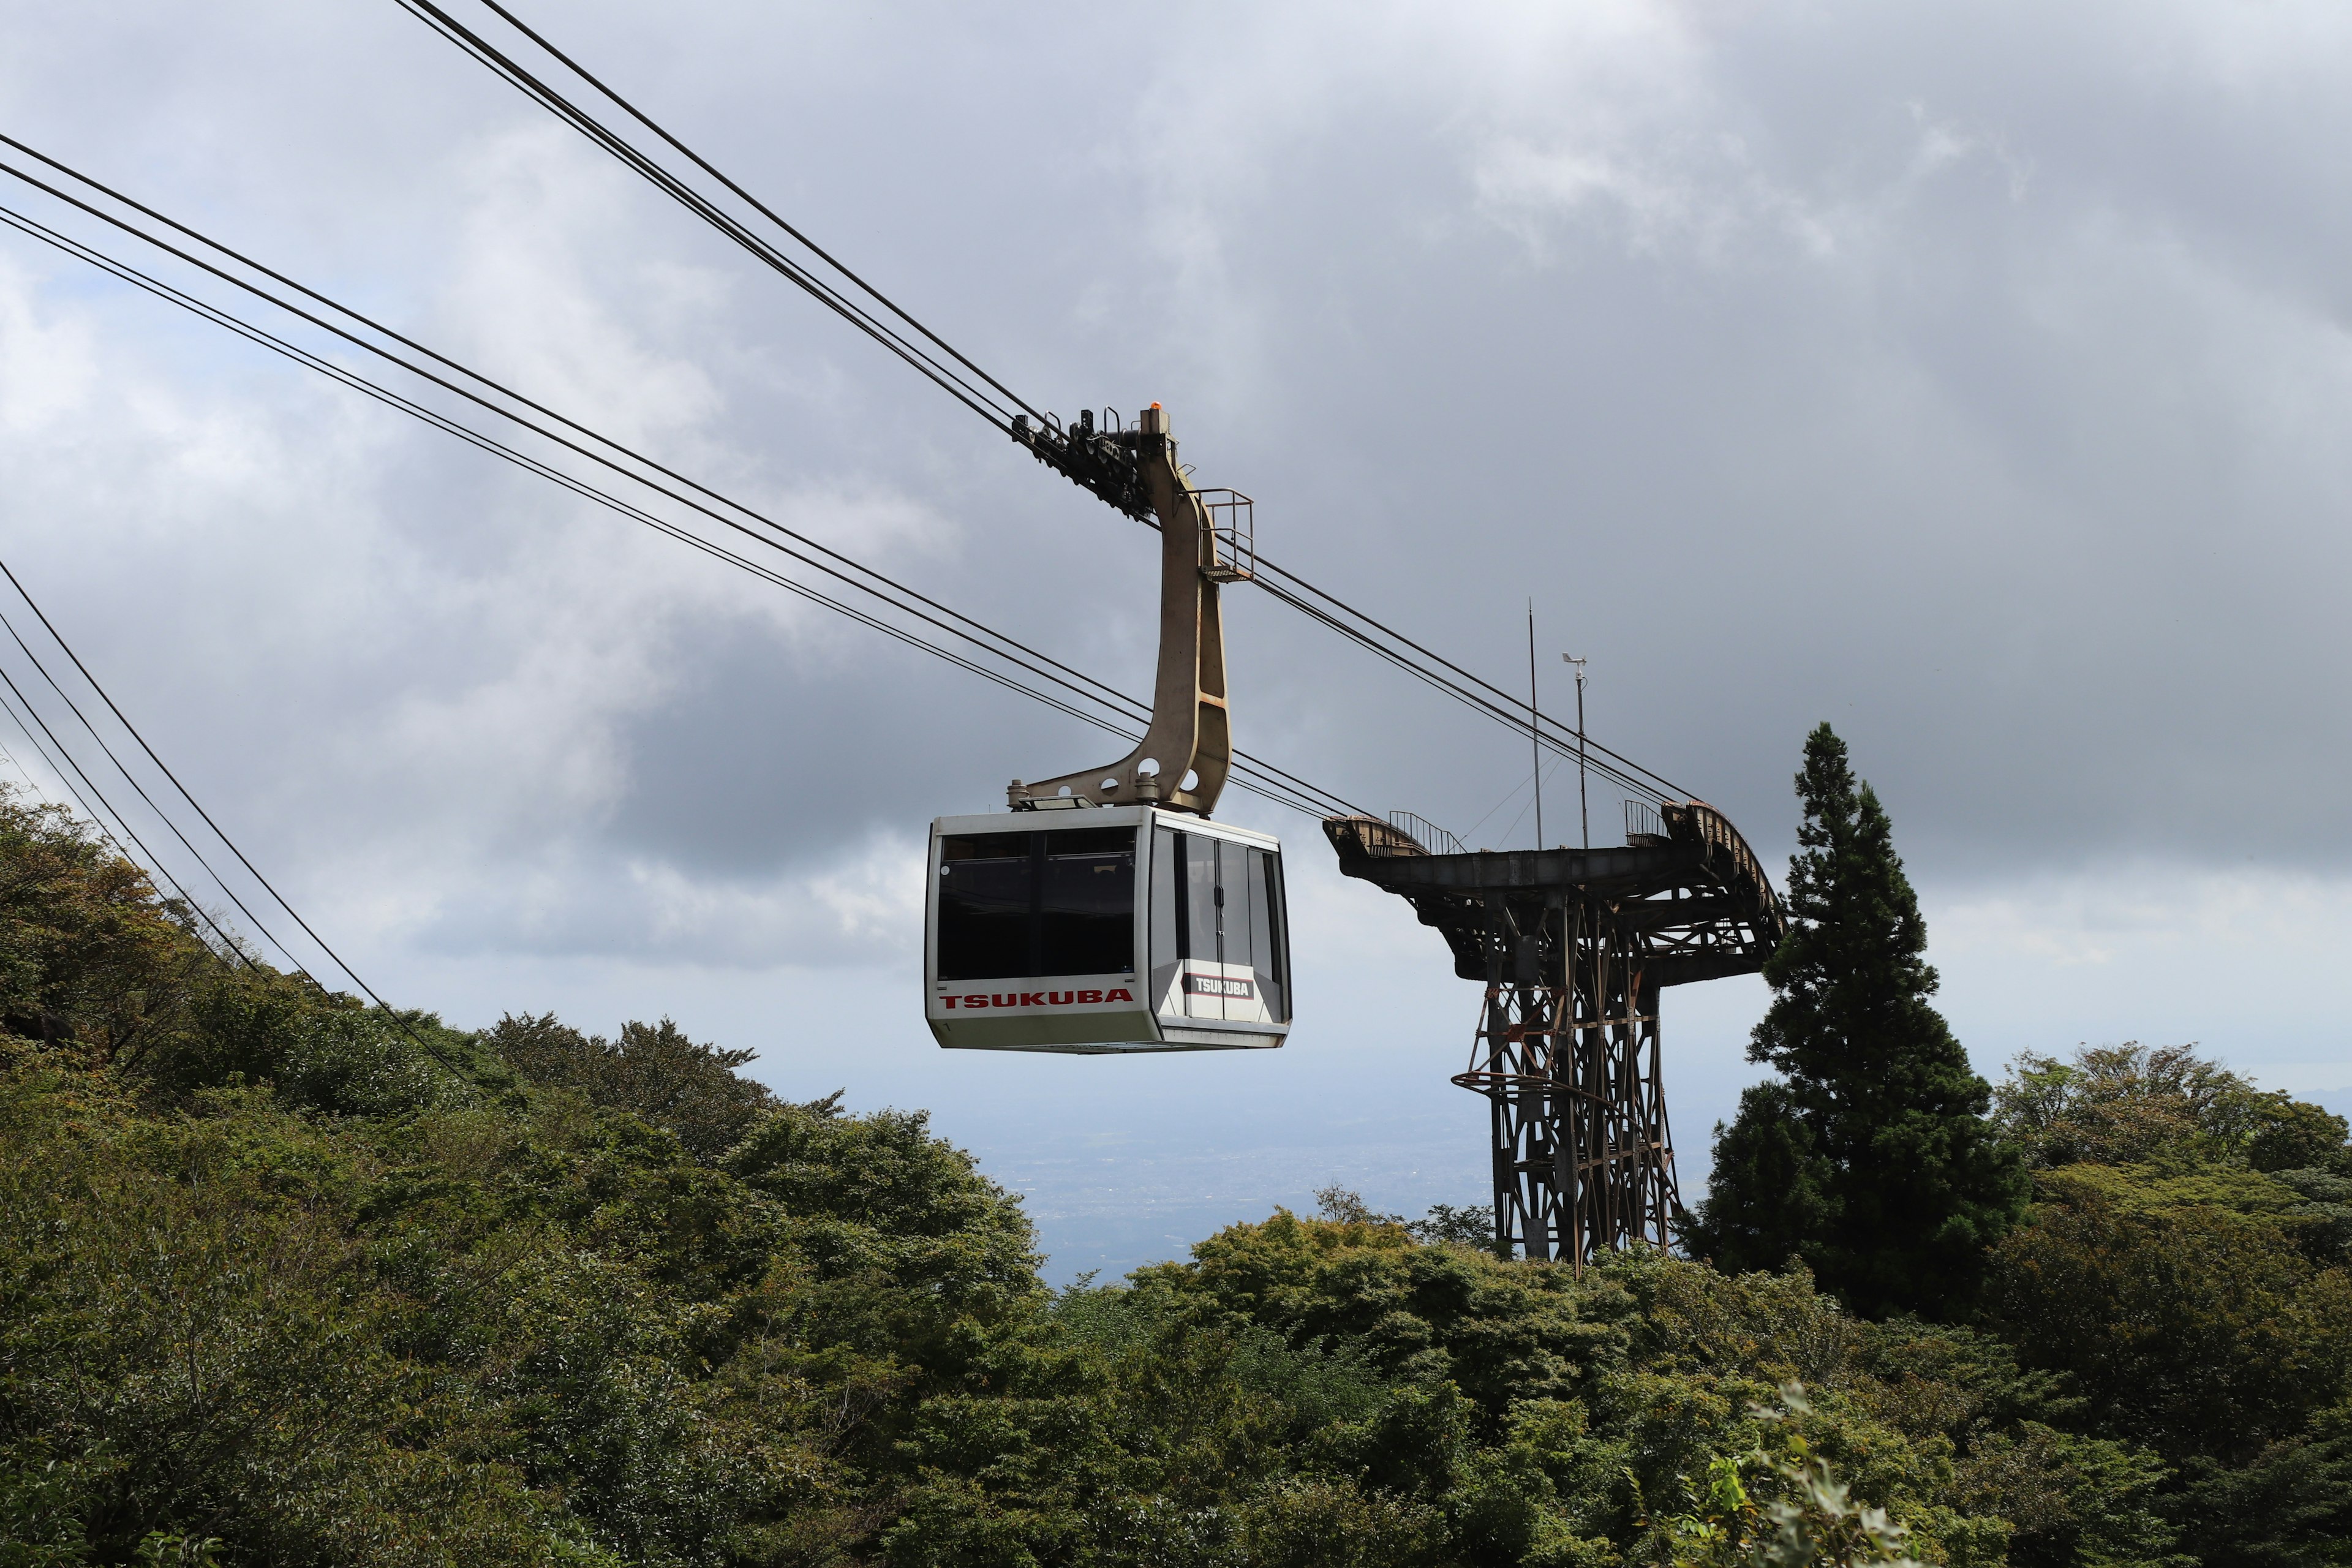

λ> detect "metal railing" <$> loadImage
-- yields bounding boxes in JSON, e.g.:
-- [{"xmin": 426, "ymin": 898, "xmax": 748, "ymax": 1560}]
[
  {"xmin": 1662, "ymin": 801, "xmax": 1782, "ymax": 940},
  {"xmin": 1197, "ymin": 488, "xmax": 1254, "ymax": 582},
  {"xmin": 1388, "ymin": 809, "xmax": 1464, "ymax": 857},
  {"xmin": 1623, "ymin": 799, "xmax": 1665, "ymax": 843}
]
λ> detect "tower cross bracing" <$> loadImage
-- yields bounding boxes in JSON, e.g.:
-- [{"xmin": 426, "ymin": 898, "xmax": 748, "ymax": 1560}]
[{"xmin": 1325, "ymin": 804, "xmax": 1782, "ymax": 1264}]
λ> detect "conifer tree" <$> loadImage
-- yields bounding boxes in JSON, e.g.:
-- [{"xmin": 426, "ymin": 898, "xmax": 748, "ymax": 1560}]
[{"xmin": 1688, "ymin": 724, "xmax": 2027, "ymax": 1317}]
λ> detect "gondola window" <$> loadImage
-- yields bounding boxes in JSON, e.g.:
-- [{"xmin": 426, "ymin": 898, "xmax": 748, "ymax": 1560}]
[{"xmin": 937, "ymin": 828, "xmax": 1137, "ymax": 981}]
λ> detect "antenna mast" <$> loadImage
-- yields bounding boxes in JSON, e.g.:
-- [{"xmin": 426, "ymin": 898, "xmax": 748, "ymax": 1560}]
[
  {"xmin": 1527, "ymin": 602, "xmax": 1543, "ymax": 849},
  {"xmin": 1563, "ymin": 654, "xmax": 1589, "ymax": 850}
]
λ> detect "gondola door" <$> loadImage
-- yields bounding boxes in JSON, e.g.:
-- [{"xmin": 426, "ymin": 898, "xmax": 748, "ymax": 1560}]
[{"xmin": 1147, "ymin": 821, "xmax": 1290, "ymax": 1047}]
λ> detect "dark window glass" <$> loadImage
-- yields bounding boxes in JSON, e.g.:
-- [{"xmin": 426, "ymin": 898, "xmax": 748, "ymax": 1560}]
[
  {"xmin": 1227, "ymin": 840, "xmax": 1253, "ymax": 976},
  {"xmin": 936, "ymin": 827, "xmax": 1137, "ymax": 981},
  {"xmin": 1040, "ymin": 834, "xmax": 1136, "ymax": 976},
  {"xmin": 1035, "ymin": 826, "xmax": 1134, "ymax": 857},
  {"xmin": 937, "ymin": 835, "xmax": 1035, "ymax": 982},
  {"xmin": 1151, "ymin": 826, "xmax": 1180, "ymax": 971},
  {"xmin": 942, "ymin": 831, "xmax": 1034, "ymax": 862},
  {"xmin": 1186, "ymin": 834, "xmax": 1221, "ymax": 967},
  {"xmin": 1248, "ymin": 846, "xmax": 1289, "ymax": 1022}
]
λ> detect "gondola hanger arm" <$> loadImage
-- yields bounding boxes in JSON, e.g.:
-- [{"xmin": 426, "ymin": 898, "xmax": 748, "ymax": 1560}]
[{"xmin": 1008, "ymin": 403, "xmax": 1249, "ymax": 817}]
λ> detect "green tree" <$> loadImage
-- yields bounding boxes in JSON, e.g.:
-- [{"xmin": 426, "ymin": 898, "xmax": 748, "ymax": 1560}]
[
  {"xmin": 489, "ymin": 1011, "xmax": 773, "ymax": 1159},
  {"xmin": 1689, "ymin": 725, "xmax": 2027, "ymax": 1317},
  {"xmin": 1989, "ymin": 1166, "xmax": 2351, "ymax": 1460},
  {"xmin": 1662, "ymin": 1386, "xmax": 1926, "ymax": 1568},
  {"xmin": 13, "ymin": 782, "xmax": 2327, "ymax": 1564},
  {"xmin": 0, "ymin": 788, "xmax": 207, "ymax": 1066},
  {"xmin": 1988, "ymin": 1042, "xmax": 2350, "ymax": 1173}
]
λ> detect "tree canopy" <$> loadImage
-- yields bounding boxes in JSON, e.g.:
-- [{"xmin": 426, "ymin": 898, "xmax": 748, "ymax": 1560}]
[{"xmin": 1, "ymin": 779, "xmax": 2347, "ymax": 1566}]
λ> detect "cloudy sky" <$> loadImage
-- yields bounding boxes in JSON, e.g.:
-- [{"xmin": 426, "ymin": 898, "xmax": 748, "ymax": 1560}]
[{"xmin": 2, "ymin": 1, "xmax": 2347, "ymax": 1278}]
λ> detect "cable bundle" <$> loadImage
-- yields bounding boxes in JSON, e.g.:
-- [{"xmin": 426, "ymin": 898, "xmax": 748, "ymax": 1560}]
[{"xmin": 383, "ymin": 0, "xmax": 1696, "ymax": 812}]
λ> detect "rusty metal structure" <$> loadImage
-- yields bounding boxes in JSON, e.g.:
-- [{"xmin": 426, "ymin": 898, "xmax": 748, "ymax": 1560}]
[
  {"xmin": 1325, "ymin": 803, "xmax": 1783, "ymax": 1265},
  {"xmin": 995, "ymin": 399, "xmax": 1781, "ymax": 1249}
]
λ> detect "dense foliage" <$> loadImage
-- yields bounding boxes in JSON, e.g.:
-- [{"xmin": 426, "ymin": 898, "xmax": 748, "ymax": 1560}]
[
  {"xmin": 1, "ymin": 786, "xmax": 2348, "ymax": 1566},
  {"xmin": 1983, "ymin": 1045, "xmax": 2352, "ymax": 1564},
  {"xmin": 1689, "ymin": 725, "xmax": 2028, "ymax": 1317}
]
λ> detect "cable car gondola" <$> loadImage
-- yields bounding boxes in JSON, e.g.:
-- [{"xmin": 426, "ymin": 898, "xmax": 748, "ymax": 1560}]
[
  {"xmin": 927, "ymin": 808, "xmax": 1289, "ymax": 1052},
  {"xmin": 924, "ymin": 404, "xmax": 1292, "ymax": 1053}
]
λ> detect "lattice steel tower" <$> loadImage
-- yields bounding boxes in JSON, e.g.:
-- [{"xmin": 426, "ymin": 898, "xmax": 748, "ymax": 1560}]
[{"xmin": 1325, "ymin": 804, "xmax": 1783, "ymax": 1265}]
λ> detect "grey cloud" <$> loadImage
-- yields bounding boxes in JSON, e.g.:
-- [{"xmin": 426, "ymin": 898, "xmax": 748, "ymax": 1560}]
[{"xmin": 4, "ymin": 0, "xmax": 2352, "ymax": 971}]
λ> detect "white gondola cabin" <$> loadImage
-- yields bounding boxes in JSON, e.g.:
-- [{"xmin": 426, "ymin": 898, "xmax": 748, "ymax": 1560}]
[{"xmin": 925, "ymin": 807, "xmax": 1289, "ymax": 1052}]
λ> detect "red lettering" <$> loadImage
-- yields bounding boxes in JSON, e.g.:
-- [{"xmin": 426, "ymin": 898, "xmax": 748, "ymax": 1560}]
[
  {"xmin": 1019, "ymin": 992, "xmax": 1046, "ymax": 1006},
  {"xmin": 1049, "ymin": 990, "xmax": 1074, "ymax": 1005},
  {"xmin": 1077, "ymin": 989, "xmax": 1103, "ymax": 1004},
  {"xmin": 943, "ymin": 996, "xmax": 958, "ymax": 1008},
  {"xmin": 965, "ymin": 995, "xmax": 987, "ymax": 1008},
  {"xmin": 1106, "ymin": 988, "xmax": 1134, "ymax": 1003},
  {"xmin": 992, "ymin": 994, "xmax": 1017, "ymax": 1008}
]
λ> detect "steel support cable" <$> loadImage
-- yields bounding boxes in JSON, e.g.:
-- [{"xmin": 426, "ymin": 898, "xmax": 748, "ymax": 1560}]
[
  {"xmin": 1250, "ymin": 557, "xmax": 1691, "ymax": 802},
  {"xmin": 0, "ymin": 731, "xmax": 44, "ymax": 797},
  {"xmin": 0, "ymin": 246, "xmax": 1327, "ymax": 825},
  {"xmin": 391, "ymin": 0, "xmax": 1027, "ymax": 433},
  {"xmin": 0, "ymin": 596, "xmax": 303, "ymax": 971},
  {"xmin": 420, "ymin": 0, "xmax": 1045, "ymax": 428},
  {"xmin": 1259, "ymin": 580, "xmax": 1660, "ymax": 806},
  {"xmin": 1494, "ymin": 752, "xmax": 1566, "ymax": 851},
  {"xmin": 0, "ymin": 148, "xmax": 1357, "ymax": 821},
  {"xmin": 0, "ymin": 206, "xmax": 1329, "ymax": 818},
  {"xmin": 442, "ymin": 10, "xmax": 1683, "ymax": 807},
  {"xmin": 0, "ymin": 579, "xmax": 479, "ymax": 1076},
  {"xmin": 0, "ymin": 654, "xmax": 252, "ymax": 963},
  {"xmin": 0, "ymin": 138, "xmax": 1105, "ymax": 718},
  {"xmin": 394, "ymin": 7, "xmax": 1698, "ymax": 816},
  {"xmin": 0, "ymin": 682, "xmax": 159, "ymax": 887},
  {"xmin": 0, "ymin": 190, "xmax": 1129, "ymax": 739},
  {"xmin": 1250, "ymin": 572, "xmax": 1672, "ymax": 807},
  {"xmin": 0, "ymin": 689, "xmax": 69, "ymax": 799},
  {"xmin": 0, "ymin": 161, "xmax": 1365, "ymax": 820}
]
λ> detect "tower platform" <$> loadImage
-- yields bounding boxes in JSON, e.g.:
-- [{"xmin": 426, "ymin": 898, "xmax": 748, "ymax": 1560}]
[{"xmin": 1325, "ymin": 803, "xmax": 1784, "ymax": 1265}]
